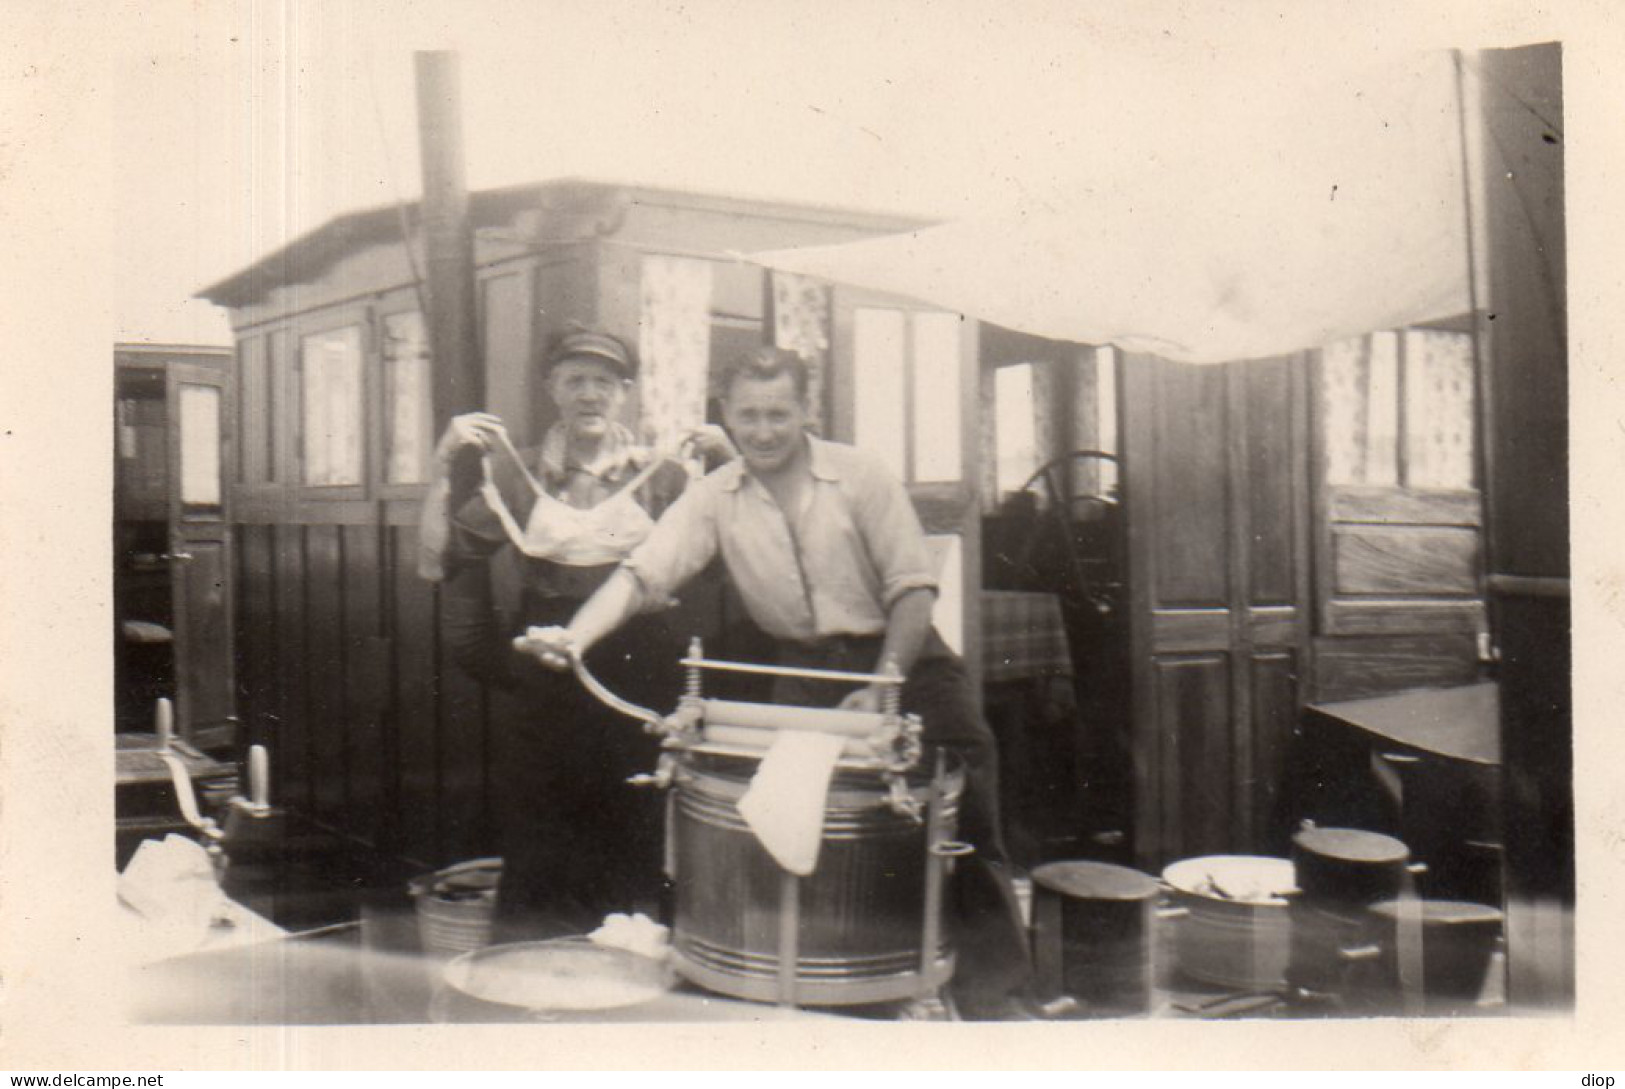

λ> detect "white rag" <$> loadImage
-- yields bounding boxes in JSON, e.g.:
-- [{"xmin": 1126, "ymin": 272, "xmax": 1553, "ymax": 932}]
[{"xmin": 737, "ymin": 730, "xmax": 846, "ymax": 875}]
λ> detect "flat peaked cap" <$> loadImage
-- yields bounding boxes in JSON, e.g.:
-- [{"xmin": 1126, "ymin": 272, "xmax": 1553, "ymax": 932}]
[{"xmin": 547, "ymin": 330, "xmax": 636, "ymax": 378}]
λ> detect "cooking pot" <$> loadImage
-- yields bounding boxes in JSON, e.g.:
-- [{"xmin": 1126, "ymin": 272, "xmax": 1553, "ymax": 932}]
[
  {"xmin": 1031, "ymin": 860, "xmax": 1159, "ymax": 1016},
  {"xmin": 1160, "ymin": 855, "xmax": 1296, "ymax": 991},
  {"xmin": 1291, "ymin": 827, "xmax": 1414, "ymax": 906},
  {"xmin": 1364, "ymin": 898, "xmax": 1504, "ymax": 1011}
]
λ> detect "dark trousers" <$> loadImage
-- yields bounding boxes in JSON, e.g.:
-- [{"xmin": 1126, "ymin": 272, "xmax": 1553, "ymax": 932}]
[
  {"xmin": 770, "ymin": 631, "xmax": 1035, "ymax": 1012},
  {"xmin": 489, "ymin": 598, "xmax": 682, "ymax": 942}
]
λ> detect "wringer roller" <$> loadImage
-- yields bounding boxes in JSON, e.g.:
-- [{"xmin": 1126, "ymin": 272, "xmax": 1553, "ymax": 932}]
[{"xmin": 572, "ymin": 638, "xmax": 972, "ymax": 1007}]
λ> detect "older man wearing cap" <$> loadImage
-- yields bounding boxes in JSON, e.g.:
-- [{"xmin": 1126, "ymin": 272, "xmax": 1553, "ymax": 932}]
[{"xmin": 419, "ymin": 328, "xmax": 731, "ymax": 941}]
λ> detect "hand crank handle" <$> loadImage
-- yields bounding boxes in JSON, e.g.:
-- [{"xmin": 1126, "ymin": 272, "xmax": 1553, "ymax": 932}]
[{"xmin": 570, "ymin": 648, "xmax": 667, "ymax": 734}]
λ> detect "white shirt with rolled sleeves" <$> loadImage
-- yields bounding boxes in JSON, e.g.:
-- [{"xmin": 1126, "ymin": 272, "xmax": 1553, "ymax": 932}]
[{"xmin": 621, "ymin": 436, "xmax": 938, "ymax": 641}]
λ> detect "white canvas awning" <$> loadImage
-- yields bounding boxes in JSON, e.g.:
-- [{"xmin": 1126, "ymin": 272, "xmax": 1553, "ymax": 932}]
[{"xmin": 753, "ymin": 51, "xmax": 1477, "ymax": 364}]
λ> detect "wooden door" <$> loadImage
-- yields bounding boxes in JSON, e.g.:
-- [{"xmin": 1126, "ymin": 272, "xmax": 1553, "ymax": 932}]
[
  {"xmin": 1122, "ymin": 354, "xmax": 1311, "ymax": 868},
  {"xmin": 165, "ymin": 362, "xmax": 238, "ymax": 749},
  {"xmin": 830, "ymin": 286, "xmax": 983, "ymax": 688}
]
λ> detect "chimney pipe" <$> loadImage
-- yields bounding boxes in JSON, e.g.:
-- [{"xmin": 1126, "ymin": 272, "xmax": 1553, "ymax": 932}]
[{"xmin": 414, "ymin": 50, "xmax": 483, "ymax": 427}]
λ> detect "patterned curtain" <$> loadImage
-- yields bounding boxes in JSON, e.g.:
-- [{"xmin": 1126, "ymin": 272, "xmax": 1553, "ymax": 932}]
[
  {"xmin": 1320, "ymin": 335, "xmax": 1368, "ymax": 486},
  {"xmin": 1403, "ymin": 330, "xmax": 1474, "ymax": 489},
  {"xmin": 770, "ymin": 270, "xmax": 829, "ymax": 432},
  {"xmin": 638, "ymin": 255, "xmax": 714, "ymax": 451}
]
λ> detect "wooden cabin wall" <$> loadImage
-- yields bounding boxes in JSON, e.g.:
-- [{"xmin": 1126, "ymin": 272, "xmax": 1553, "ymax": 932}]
[{"xmin": 230, "ymin": 249, "xmax": 590, "ymax": 875}]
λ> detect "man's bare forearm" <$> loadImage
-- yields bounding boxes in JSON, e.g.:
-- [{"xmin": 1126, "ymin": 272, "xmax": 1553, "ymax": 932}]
[
  {"xmin": 567, "ymin": 567, "xmax": 646, "ymax": 655},
  {"xmin": 876, "ymin": 587, "xmax": 936, "ymax": 679}
]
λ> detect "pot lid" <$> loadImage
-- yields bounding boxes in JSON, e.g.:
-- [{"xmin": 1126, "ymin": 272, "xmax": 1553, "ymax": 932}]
[
  {"xmin": 1032, "ymin": 860, "xmax": 1158, "ymax": 902},
  {"xmin": 1293, "ymin": 827, "xmax": 1409, "ymax": 865},
  {"xmin": 1368, "ymin": 899, "xmax": 1505, "ymax": 925}
]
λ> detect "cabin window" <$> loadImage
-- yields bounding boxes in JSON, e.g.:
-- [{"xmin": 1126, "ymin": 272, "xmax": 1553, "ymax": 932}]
[
  {"xmin": 382, "ymin": 311, "xmax": 432, "ymax": 484},
  {"xmin": 1401, "ymin": 330, "xmax": 1475, "ymax": 489},
  {"xmin": 1322, "ymin": 329, "xmax": 1474, "ymax": 490},
  {"xmin": 853, "ymin": 308, "xmax": 908, "ymax": 478},
  {"xmin": 852, "ymin": 306, "xmax": 963, "ymax": 484},
  {"xmin": 994, "ymin": 363, "xmax": 1040, "ymax": 497},
  {"xmin": 1077, "ymin": 347, "xmax": 1120, "ymax": 497},
  {"xmin": 708, "ymin": 261, "xmax": 768, "ymax": 429},
  {"xmin": 298, "ymin": 325, "xmax": 365, "ymax": 487},
  {"xmin": 911, "ymin": 312, "xmax": 962, "ymax": 482},
  {"xmin": 177, "ymin": 383, "xmax": 223, "ymax": 513},
  {"xmin": 987, "ymin": 348, "xmax": 1118, "ymax": 508}
]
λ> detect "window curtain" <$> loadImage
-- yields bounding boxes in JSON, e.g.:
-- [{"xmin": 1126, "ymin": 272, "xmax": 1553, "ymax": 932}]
[
  {"xmin": 769, "ymin": 270, "xmax": 829, "ymax": 433},
  {"xmin": 638, "ymin": 255, "xmax": 714, "ymax": 451},
  {"xmin": 1402, "ymin": 330, "xmax": 1474, "ymax": 489}
]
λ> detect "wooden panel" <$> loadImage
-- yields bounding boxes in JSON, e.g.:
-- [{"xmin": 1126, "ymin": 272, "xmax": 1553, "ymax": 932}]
[
  {"xmin": 1322, "ymin": 599, "xmax": 1485, "ymax": 637},
  {"xmin": 1155, "ymin": 655, "xmax": 1232, "ymax": 862},
  {"xmin": 1247, "ymin": 652, "xmax": 1297, "ymax": 851},
  {"xmin": 1149, "ymin": 609, "xmax": 1229, "ymax": 652},
  {"xmin": 304, "ymin": 524, "xmax": 347, "ymax": 825},
  {"xmin": 234, "ymin": 524, "xmax": 278, "ymax": 749},
  {"xmin": 175, "ymin": 539, "xmax": 236, "ymax": 735},
  {"xmin": 287, "ymin": 499, "xmax": 376, "ymax": 527},
  {"xmin": 1152, "ymin": 362, "xmax": 1229, "ymax": 606},
  {"xmin": 1311, "ymin": 634, "xmax": 1481, "ymax": 702},
  {"xmin": 390, "ymin": 524, "xmax": 440, "ymax": 867},
  {"xmin": 1332, "ymin": 526, "xmax": 1479, "ymax": 594},
  {"xmin": 1329, "ymin": 486, "xmax": 1482, "ymax": 526},
  {"xmin": 1243, "ymin": 606, "xmax": 1299, "ymax": 646},
  {"xmin": 1243, "ymin": 359, "xmax": 1296, "ymax": 605},
  {"xmin": 342, "ymin": 523, "xmax": 388, "ymax": 849},
  {"xmin": 273, "ymin": 525, "xmax": 313, "ymax": 815},
  {"xmin": 232, "ymin": 492, "xmax": 291, "ymax": 525}
]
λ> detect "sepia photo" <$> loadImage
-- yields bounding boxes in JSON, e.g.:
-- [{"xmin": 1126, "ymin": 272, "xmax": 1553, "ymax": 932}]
[{"xmin": 2, "ymin": 0, "xmax": 1618, "ymax": 1072}]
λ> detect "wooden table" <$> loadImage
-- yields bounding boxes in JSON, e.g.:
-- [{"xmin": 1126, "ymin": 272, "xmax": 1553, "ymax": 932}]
[{"xmin": 1306, "ymin": 681, "xmax": 1500, "ymax": 767}]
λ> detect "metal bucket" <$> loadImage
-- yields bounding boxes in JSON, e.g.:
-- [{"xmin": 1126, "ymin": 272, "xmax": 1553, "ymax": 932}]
[
  {"xmin": 668, "ymin": 752, "xmax": 962, "ymax": 1006},
  {"xmin": 409, "ymin": 857, "xmax": 502, "ymax": 958},
  {"xmin": 1161, "ymin": 855, "xmax": 1296, "ymax": 991},
  {"xmin": 1363, "ymin": 899, "xmax": 1504, "ymax": 1013}
]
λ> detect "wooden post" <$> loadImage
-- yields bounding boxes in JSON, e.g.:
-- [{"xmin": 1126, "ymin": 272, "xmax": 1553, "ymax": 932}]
[{"xmin": 414, "ymin": 51, "xmax": 483, "ymax": 428}]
